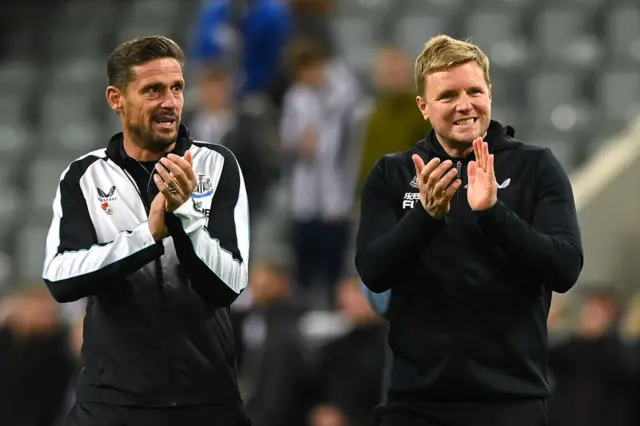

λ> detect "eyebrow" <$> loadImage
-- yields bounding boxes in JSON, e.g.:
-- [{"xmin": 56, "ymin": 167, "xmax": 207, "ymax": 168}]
[
  {"xmin": 140, "ymin": 80, "xmax": 185, "ymax": 92},
  {"xmin": 437, "ymin": 89, "xmax": 456, "ymax": 98},
  {"xmin": 437, "ymin": 86, "xmax": 484, "ymax": 98}
]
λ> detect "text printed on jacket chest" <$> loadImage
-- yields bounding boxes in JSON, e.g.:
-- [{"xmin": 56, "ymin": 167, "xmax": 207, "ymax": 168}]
[{"xmin": 400, "ymin": 174, "xmax": 515, "ymax": 211}]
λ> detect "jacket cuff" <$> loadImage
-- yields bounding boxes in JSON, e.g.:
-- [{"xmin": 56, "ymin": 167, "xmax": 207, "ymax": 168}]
[
  {"xmin": 474, "ymin": 200, "xmax": 508, "ymax": 229},
  {"xmin": 136, "ymin": 221, "xmax": 158, "ymax": 246},
  {"xmin": 409, "ymin": 203, "xmax": 446, "ymax": 232},
  {"xmin": 172, "ymin": 199, "xmax": 207, "ymax": 234},
  {"xmin": 137, "ymin": 221, "xmax": 166, "ymax": 253}
]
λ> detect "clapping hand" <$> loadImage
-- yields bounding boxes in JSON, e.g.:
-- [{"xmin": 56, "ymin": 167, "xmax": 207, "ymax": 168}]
[
  {"xmin": 148, "ymin": 193, "xmax": 169, "ymax": 241},
  {"xmin": 467, "ymin": 138, "xmax": 497, "ymax": 211},
  {"xmin": 412, "ymin": 154, "xmax": 462, "ymax": 219},
  {"xmin": 153, "ymin": 151, "xmax": 197, "ymax": 212}
]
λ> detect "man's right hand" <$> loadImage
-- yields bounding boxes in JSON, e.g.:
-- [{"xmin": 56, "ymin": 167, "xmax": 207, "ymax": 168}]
[
  {"xmin": 412, "ymin": 155, "xmax": 461, "ymax": 219},
  {"xmin": 149, "ymin": 193, "xmax": 169, "ymax": 241}
]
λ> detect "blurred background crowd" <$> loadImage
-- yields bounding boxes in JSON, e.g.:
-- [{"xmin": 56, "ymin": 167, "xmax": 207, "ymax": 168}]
[{"xmin": 0, "ymin": 0, "xmax": 638, "ymax": 425}]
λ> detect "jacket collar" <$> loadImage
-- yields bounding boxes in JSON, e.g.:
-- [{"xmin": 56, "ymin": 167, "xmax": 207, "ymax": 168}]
[{"xmin": 106, "ymin": 124, "xmax": 192, "ymax": 167}]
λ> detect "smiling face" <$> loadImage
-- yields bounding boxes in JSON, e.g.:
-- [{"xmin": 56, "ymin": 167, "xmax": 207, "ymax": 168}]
[
  {"xmin": 417, "ymin": 60, "xmax": 492, "ymax": 148},
  {"xmin": 107, "ymin": 57, "xmax": 185, "ymax": 153}
]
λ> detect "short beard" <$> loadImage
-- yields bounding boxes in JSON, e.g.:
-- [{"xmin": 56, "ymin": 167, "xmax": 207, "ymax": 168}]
[
  {"xmin": 127, "ymin": 120, "xmax": 177, "ymax": 153},
  {"xmin": 441, "ymin": 135, "xmax": 473, "ymax": 150}
]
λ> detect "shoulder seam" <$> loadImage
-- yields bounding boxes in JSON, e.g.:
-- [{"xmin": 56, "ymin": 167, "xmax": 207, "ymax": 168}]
[
  {"xmin": 191, "ymin": 140, "xmax": 237, "ymax": 158},
  {"xmin": 61, "ymin": 151, "xmax": 105, "ymax": 183}
]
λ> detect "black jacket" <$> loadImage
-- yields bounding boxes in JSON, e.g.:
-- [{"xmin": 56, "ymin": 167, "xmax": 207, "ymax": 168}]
[
  {"xmin": 42, "ymin": 125, "xmax": 249, "ymax": 407},
  {"xmin": 355, "ymin": 120, "xmax": 583, "ymax": 402}
]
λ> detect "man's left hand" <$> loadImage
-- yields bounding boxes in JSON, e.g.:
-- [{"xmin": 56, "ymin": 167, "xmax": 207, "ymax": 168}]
[
  {"xmin": 467, "ymin": 138, "xmax": 498, "ymax": 211},
  {"xmin": 153, "ymin": 151, "xmax": 197, "ymax": 212}
]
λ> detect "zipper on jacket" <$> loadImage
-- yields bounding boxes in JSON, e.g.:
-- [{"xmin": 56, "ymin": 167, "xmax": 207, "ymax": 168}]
[
  {"xmin": 143, "ymin": 169, "xmax": 176, "ymax": 406},
  {"xmin": 123, "ymin": 167, "xmax": 174, "ymax": 405},
  {"xmin": 453, "ymin": 161, "xmax": 464, "ymax": 361}
]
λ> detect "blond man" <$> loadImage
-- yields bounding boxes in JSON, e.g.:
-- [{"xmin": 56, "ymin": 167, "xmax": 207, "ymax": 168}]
[{"xmin": 355, "ymin": 35, "xmax": 583, "ymax": 426}]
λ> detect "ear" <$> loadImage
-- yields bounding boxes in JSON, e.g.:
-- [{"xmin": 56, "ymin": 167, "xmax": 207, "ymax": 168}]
[
  {"xmin": 106, "ymin": 86, "xmax": 123, "ymax": 112},
  {"xmin": 416, "ymin": 96, "xmax": 429, "ymax": 121},
  {"xmin": 488, "ymin": 83, "xmax": 492, "ymax": 103}
]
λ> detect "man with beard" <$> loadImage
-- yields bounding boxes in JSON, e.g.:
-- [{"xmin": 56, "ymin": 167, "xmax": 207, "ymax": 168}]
[
  {"xmin": 42, "ymin": 36, "xmax": 251, "ymax": 426},
  {"xmin": 355, "ymin": 35, "xmax": 583, "ymax": 426}
]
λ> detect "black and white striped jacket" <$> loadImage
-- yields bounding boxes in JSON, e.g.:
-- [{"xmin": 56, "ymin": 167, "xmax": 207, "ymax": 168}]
[{"xmin": 42, "ymin": 125, "xmax": 249, "ymax": 407}]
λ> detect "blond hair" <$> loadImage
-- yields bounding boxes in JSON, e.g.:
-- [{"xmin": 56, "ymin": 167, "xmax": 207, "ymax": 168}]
[{"xmin": 414, "ymin": 35, "xmax": 491, "ymax": 96}]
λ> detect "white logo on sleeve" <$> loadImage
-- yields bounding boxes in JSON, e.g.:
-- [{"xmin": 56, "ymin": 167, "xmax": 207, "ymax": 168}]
[{"xmin": 498, "ymin": 178, "xmax": 511, "ymax": 189}]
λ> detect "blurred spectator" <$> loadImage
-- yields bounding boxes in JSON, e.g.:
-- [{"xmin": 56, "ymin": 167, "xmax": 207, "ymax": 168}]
[
  {"xmin": 267, "ymin": 0, "xmax": 336, "ymax": 108},
  {"xmin": 620, "ymin": 292, "xmax": 640, "ymax": 344},
  {"xmin": 183, "ymin": 65, "xmax": 280, "ymax": 219},
  {"xmin": 361, "ymin": 280, "xmax": 390, "ymax": 319},
  {"xmin": 70, "ymin": 313, "xmax": 84, "ymax": 361},
  {"xmin": 357, "ymin": 45, "xmax": 430, "ymax": 195},
  {"xmin": 240, "ymin": 261, "xmax": 313, "ymax": 426},
  {"xmin": 547, "ymin": 289, "xmax": 637, "ymax": 426},
  {"xmin": 289, "ymin": 0, "xmax": 334, "ymax": 52},
  {"xmin": 547, "ymin": 293, "xmax": 569, "ymax": 331},
  {"xmin": 618, "ymin": 293, "xmax": 640, "ymax": 426},
  {"xmin": 311, "ymin": 277, "xmax": 387, "ymax": 426},
  {"xmin": 309, "ymin": 404, "xmax": 348, "ymax": 426},
  {"xmin": 66, "ymin": 313, "xmax": 85, "ymax": 401},
  {"xmin": 280, "ymin": 38, "xmax": 365, "ymax": 302},
  {"xmin": 190, "ymin": 0, "xmax": 292, "ymax": 97},
  {"xmin": 0, "ymin": 287, "xmax": 75, "ymax": 426}
]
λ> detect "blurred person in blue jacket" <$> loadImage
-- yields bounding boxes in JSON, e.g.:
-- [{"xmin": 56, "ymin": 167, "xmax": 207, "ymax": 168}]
[
  {"xmin": 361, "ymin": 280, "xmax": 393, "ymax": 406},
  {"xmin": 190, "ymin": 0, "xmax": 292, "ymax": 97},
  {"xmin": 361, "ymin": 281, "xmax": 391, "ymax": 318}
]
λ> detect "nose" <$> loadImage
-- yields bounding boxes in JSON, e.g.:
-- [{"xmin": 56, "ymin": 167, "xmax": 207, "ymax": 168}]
[
  {"xmin": 160, "ymin": 91, "xmax": 178, "ymax": 109},
  {"xmin": 456, "ymin": 93, "xmax": 472, "ymax": 113}
]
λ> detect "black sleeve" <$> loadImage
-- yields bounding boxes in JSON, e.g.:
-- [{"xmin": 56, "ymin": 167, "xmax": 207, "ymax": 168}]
[
  {"xmin": 355, "ymin": 158, "xmax": 446, "ymax": 293},
  {"xmin": 42, "ymin": 158, "xmax": 165, "ymax": 303},
  {"xmin": 166, "ymin": 147, "xmax": 249, "ymax": 307},
  {"xmin": 474, "ymin": 148, "xmax": 584, "ymax": 293}
]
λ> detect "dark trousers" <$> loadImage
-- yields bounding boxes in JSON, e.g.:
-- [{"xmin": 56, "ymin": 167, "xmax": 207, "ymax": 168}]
[
  {"xmin": 65, "ymin": 402, "xmax": 252, "ymax": 426},
  {"xmin": 374, "ymin": 400, "xmax": 547, "ymax": 426},
  {"xmin": 291, "ymin": 219, "xmax": 350, "ymax": 290}
]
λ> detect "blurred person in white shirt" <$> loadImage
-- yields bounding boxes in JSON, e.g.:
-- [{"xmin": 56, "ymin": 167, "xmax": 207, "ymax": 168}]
[{"xmin": 279, "ymin": 38, "xmax": 365, "ymax": 305}]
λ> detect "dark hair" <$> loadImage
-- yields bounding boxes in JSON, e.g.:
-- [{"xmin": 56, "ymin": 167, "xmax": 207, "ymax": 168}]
[
  {"xmin": 285, "ymin": 37, "xmax": 328, "ymax": 76},
  {"xmin": 107, "ymin": 35, "xmax": 185, "ymax": 89}
]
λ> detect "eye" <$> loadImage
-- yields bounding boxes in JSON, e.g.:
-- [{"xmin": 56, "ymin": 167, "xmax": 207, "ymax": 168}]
[
  {"xmin": 171, "ymin": 84, "xmax": 183, "ymax": 93},
  {"xmin": 146, "ymin": 86, "xmax": 160, "ymax": 97}
]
